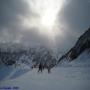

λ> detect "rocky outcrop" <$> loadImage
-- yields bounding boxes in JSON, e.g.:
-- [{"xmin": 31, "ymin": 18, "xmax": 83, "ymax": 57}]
[{"xmin": 58, "ymin": 27, "xmax": 90, "ymax": 63}]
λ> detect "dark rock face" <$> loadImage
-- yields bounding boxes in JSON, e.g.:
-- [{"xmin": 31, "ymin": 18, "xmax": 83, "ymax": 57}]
[
  {"xmin": 58, "ymin": 27, "xmax": 90, "ymax": 63},
  {"xmin": 70, "ymin": 28, "xmax": 90, "ymax": 60},
  {"xmin": 5, "ymin": 60, "xmax": 16, "ymax": 66},
  {"xmin": 68, "ymin": 48, "xmax": 78, "ymax": 60},
  {"xmin": 0, "ymin": 52, "xmax": 18, "ymax": 66}
]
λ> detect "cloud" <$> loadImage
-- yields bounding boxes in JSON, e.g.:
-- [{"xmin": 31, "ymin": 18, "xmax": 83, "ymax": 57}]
[
  {"xmin": 0, "ymin": 0, "xmax": 29, "ymax": 41},
  {"xmin": 0, "ymin": 0, "xmax": 90, "ymax": 50},
  {"xmin": 0, "ymin": 0, "xmax": 55, "ymax": 47},
  {"xmin": 56, "ymin": 0, "xmax": 90, "ymax": 50},
  {"xmin": 58, "ymin": 0, "xmax": 90, "ymax": 36}
]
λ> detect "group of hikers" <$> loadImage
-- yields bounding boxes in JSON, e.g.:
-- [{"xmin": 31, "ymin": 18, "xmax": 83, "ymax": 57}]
[
  {"xmin": 31, "ymin": 61, "xmax": 56, "ymax": 73},
  {"xmin": 31, "ymin": 51, "xmax": 57, "ymax": 73}
]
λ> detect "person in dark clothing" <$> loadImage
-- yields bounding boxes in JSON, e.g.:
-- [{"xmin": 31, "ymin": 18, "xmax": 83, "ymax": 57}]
[{"xmin": 38, "ymin": 63, "xmax": 43, "ymax": 72}]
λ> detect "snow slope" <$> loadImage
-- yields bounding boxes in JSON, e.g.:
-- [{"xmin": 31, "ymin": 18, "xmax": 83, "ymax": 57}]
[{"xmin": 0, "ymin": 51, "xmax": 90, "ymax": 90}]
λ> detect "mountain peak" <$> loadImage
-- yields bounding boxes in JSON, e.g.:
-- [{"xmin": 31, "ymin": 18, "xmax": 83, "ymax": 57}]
[{"xmin": 58, "ymin": 27, "xmax": 90, "ymax": 63}]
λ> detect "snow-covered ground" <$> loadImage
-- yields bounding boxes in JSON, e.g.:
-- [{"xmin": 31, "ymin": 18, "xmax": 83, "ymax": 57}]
[
  {"xmin": 0, "ymin": 67, "xmax": 90, "ymax": 90},
  {"xmin": 0, "ymin": 52, "xmax": 90, "ymax": 90}
]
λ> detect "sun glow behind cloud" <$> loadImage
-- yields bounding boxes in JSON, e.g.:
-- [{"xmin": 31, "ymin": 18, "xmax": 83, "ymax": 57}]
[
  {"xmin": 40, "ymin": 0, "xmax": 64, "ymax": 28},
  {"xmin": 22, "ymin": 0, "xmax": 65, "ymax": 43}
]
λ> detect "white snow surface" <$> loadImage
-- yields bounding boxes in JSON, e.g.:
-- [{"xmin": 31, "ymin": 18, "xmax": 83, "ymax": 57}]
[{"xmin": 0, "ymin": 51, "xmax": 90, "ymax": 90}]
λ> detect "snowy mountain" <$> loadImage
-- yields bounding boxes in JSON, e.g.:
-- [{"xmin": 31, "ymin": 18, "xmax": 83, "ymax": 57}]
[
  {"xmin": 58, "ymin": 27, "xmax": 90, "ymax": 63},
  {"xmin": 0, "ymin": 44, "xmax": 57, "ymax": 74},
  {"xmin": 0, "ymin": 44, "xmax": 58, "ymax": 80}
]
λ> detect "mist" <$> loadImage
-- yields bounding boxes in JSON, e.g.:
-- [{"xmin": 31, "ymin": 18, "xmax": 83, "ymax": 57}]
[{"xmin": 0, "ymin": 0, "xmax": 90, "ymax": 51}]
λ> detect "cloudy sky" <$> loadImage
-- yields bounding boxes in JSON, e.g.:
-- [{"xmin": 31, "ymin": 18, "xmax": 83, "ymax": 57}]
[{"xmin": 0, "ymin": 0, "xmax": 90, "ymax": 50}]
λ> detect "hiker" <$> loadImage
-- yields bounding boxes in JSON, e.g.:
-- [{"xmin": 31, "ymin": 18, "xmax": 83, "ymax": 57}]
[{"xmin": 38, "ymin": 63, "xmax": 43, "ymax": 72}]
